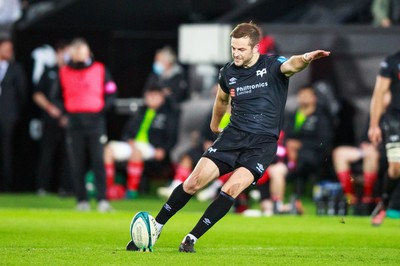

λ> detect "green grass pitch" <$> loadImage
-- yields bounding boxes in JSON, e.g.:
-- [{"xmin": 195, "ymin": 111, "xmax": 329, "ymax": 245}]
[{"xmin": 1, "ymin": 193, "xmax": 399, "ymax": 265}]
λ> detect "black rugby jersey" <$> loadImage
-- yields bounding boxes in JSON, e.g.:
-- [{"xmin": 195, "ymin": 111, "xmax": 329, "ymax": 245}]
[
  {"xmin": 379, "ymin": 51, "xmax": 400, "ymax": 112},
  {"xmin": 219, "ymin": 54, "xmax": 288, "ymax": 137}
]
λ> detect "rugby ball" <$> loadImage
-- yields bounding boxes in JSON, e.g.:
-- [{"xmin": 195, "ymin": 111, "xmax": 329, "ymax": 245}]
[{"xmin": 130, "ymin": 211, "xmax": 158, "ymax": 251}]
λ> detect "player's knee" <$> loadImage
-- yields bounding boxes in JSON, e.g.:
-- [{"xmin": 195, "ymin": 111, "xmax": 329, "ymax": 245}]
[
  {"xmin": 364, "ymin": 145, "xmax": 379, "ymax": 160},
  {"xmin": 183, "ymin": 174, "xmax": 204, "ymax": 194},
  {"xmin": 333, "ymin": 147, "xmax": 346, "ymax": 162}
]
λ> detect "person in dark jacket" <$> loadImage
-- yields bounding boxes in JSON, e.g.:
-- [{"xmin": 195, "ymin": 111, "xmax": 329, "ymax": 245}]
[
  {"xmin": 56, "ymin": 38, "xmax": 117, "ymax": 212},
  {"xmin": 284, "ymin": 85, "xmax": 334, "ymax": 200},
  {"xmin": 0, "ymin": 37, "xmax": 27, "ymax": 191},
  {"xmin": 33, "ymin": 41, "xmax": 72, "ymax": 196},
  {"xmin": 104, "ymin": 86, "xmax": 178, "ymax": 199},
  {"xmin": 143, "ymin": 46, "xmax": 189, "ymax": 108}
]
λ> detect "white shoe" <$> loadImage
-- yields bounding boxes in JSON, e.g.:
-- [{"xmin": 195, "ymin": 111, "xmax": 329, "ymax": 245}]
[
  {"xmin": 242, "ymin": 209, "xmax": 262, "ymax": 217},
  {"xmin": 249, "ymin": 190, "xmax": 261, "ymax": 201},
  {"xmin": 37, "ymin": 188, "xmax": 48, "ymax": 197},
  {"xmin": 76, "ymin": 201, "xmax": 91, "ymax": 211},
  {"xmin": 97, "ymin": 200, "xmax": 113, "ymax": 212},
  {"xmin": 157, "ymin": 186, "xmax": 174, "ymax": 199},
  {"xmin": 196, "ymin": 187, "xmax": 218, "ymax": 202},
  {"xmin": 157, "ymin": 180, "xmax": 182, "ymax": 199}
]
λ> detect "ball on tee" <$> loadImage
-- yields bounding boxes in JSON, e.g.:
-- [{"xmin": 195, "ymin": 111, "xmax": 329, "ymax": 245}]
[{"xmin": 130, "ymin": 211, "xmax": 158, "ymax": 252}]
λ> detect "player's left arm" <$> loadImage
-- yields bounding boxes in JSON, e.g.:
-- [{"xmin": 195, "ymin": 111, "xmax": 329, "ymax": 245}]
[{"xmin": 280, "ymin": 50, "xmax": 331, "ymax": 77}]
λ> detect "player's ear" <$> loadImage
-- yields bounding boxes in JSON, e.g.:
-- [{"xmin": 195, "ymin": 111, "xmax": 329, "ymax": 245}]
[{"xmin": 253, "ymin": 43, "xmax": 260, "ymax": 54}]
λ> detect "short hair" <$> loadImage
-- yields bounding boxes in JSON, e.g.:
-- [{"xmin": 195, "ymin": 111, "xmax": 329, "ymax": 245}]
[
  {"xmin": 230, "ymin": 22, "xmax": 261, "ymax": 48},
  {"xmin": 0, "ymin": 37, "xmax": 12, "ymax": 46},
  {"xmin": 54, "ymin": 40, "xmax": 69, "ymax": 51},
  {"xmin": 70, "ymin": 38, "xmax": 90, "ymax": 49},
  {"xmin": 156, "ymin": 46, "xmax": 176, "ymax": 64},
  {"xmin": 145, "ymin": 85, "xmax": 163, "ymax": 93},
  {"xmin": 297, "ymin": 84, "xmax": 315, "ymax": 94}
]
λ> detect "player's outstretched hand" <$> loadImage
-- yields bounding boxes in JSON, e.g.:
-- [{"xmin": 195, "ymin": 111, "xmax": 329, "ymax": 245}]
[{"xmin": 303, "ymin": 50, "xmax": 331, "ymax": 63}]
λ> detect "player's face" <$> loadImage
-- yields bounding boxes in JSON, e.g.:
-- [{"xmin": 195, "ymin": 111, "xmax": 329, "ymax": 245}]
[{"xmin": 231, "ymin": 37, "xmax": 257, "ymax": 67}]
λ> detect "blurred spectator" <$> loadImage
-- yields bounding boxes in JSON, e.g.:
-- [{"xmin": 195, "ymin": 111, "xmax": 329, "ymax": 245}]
[
  {"xmin": 32, "ymin": 41, "xmax": 72, "ymax": 196},
  {"xmin": 333, "ymin": 92, "xmax": 391, "ymax": 214},
  {"xmin": 0, "ymin": 37, "xmax": 27, "ymax": 191},
  {"xmin": 371, "ymin": 0, "xmax": 400, "ymax": 27},
  {"xmin": 31, "ymin": 44, "xmax": 56, "ymax": 86},
  {"xmin": 104, "ymin": 86, "xmax": 178, "ymax": 199},
  {"xmin": 55, "ymin": 38, "xmax": 117, "ymax": 212},
  {"xmin": 284, "ymin": 85, "xmax": 334, "ymax": 201},
  {"xmin": 143, "ymin": 46, "xmax": 189, "ymax": 110},
  {"xmin": 333, "ymin": 131, "xmax": 381, "ymax": 209},
  {"xmin": 369, "ymin": 49, "xmax": 400, "ymax": 226}
]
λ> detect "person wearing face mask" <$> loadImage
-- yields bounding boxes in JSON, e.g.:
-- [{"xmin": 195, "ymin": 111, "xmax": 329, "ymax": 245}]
[
  {"xmin": 0, "ymin": 37, "xmax": 27, "ymax": 192},
  {"xmin": 143, "ymin": 46, "xmax": 189, "ymax": 112},
  {"xmin": 55, "ymin": 38, "xmax": 117, "ymax": 212},
  {"xmin": 284, "ymin": 85, "xmax": 334, "ymax": 204}
]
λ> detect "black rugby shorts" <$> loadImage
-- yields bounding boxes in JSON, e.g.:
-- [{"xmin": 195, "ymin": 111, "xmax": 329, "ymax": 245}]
[{"xmin": 202, "ymin": 125, "xmax": 277, "ymax": 181}]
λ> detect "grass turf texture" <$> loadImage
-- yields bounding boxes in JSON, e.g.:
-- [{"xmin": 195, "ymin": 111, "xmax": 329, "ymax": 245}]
[{"xmin": 1, "ymin": 194, "xmax": 400, "ymax": 265}]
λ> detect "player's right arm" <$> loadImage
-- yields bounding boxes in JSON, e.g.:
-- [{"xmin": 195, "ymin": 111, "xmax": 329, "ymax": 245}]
[
  {"xmin": 368, "ymin": 75, "xmax": 391, "ymax": 145},
  {"xmin": 280, "ymin": 50, "xmax": 330, "ymax": 77},
  {"xmin": 210, "ymin": 85, "xmax": 230, "ymax": 134}
]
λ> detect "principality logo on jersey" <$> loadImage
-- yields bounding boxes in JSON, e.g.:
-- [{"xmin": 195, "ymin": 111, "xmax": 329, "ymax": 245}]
[
  {"xmin": 256, "ymin": 163, "xmax": 264, "ymax": 173},
  {"xmin": 230, "ymin": 88, "xmax": 236, "ymax": 97},
  {"xmin": 229, "ymin": 77, "xmax": 237, "ymax": 85},
  {"xmin": 256, "ymin": 68, "xmax": 267, "ymax": 78}
]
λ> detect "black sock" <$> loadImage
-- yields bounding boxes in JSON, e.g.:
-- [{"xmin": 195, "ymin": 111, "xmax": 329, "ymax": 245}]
[
  {"xmin": 155, "ymin": 183, "xmax": 192, "ymax": 225},
  {"xmin": 382, "ymin": 173, "xmax": 400, "ymax": 209},
  {"xmin": 190, "ymin": 191, "xmax": 235, "ymax": 239}
]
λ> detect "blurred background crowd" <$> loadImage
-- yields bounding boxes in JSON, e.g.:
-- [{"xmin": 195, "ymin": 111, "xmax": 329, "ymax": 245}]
[{"xmin": 1, "ymin": 0, "xmax": 400, "ymax": 216}]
